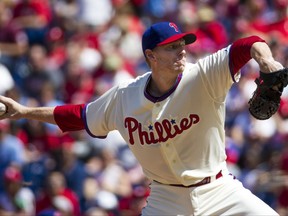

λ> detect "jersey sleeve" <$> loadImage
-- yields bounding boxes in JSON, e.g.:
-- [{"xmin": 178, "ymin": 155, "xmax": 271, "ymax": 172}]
[
  {"xmin": 84, "ymin": 85, "xmax": 119, "ymax": 138},
  {"xmin": 229, "ymin": 35, "xmax": 266, "ymax": 79},
  {"xmin": 197, "ymin": 46, "xmax": 235, "ymax": 102},
  {"xmin": 196, "ymin": 35, "xmax": 265, "ymax": 103}
]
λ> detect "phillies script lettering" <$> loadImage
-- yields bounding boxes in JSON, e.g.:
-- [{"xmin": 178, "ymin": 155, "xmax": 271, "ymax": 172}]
[{"xmin": 124, "ymin": 114, "xmax": 200, "ymax": 145}]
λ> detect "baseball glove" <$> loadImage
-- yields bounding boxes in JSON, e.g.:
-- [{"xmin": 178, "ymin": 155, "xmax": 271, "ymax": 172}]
[{"xmin": 248, "ymin": 68, "xmax": 288, "ymax": 120}]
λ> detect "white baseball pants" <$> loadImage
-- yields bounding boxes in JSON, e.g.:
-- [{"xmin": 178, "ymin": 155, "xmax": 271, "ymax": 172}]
[{"xmin": 142, "ymin": 174, "xmax": 279, "ymax": 216}]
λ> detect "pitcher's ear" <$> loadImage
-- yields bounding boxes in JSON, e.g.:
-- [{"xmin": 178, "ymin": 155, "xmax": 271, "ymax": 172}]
[{"xmin": 145, "ymin": 50, "xmax": 155, "ymax": 60}]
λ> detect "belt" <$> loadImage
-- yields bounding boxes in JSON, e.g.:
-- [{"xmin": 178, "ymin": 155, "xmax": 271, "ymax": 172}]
[{"xmin": 154, "ymin": 170, "xmax": 223, "ymax": 188}]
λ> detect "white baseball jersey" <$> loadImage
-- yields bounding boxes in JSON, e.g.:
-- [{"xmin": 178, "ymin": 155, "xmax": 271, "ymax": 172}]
[{"xmin": 85, "ymin": 45, "xmax": 240, "ymax": 186}]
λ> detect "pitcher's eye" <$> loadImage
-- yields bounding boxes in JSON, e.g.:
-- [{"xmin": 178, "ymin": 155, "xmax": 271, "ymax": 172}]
[
  {"xmin": 167, "ymin": 45, "xmax": 176, "ymax": 49},
  {"xmin": 179, "ymin": 41, "xmax": 186, "ymax": 46}
]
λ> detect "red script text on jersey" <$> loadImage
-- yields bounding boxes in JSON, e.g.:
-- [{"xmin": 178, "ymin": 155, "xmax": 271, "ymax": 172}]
[{"xmin": 124, "ymin": 114, "xmax": 200, "ymax": 145}]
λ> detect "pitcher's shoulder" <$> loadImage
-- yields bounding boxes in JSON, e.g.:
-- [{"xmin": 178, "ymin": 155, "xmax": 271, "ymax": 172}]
[{"xmin": 118, "ymin": 72, "xmax": 151, "ymax": 89}]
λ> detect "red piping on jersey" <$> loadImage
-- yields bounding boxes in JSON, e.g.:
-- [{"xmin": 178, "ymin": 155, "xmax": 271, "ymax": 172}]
[{"xmin": 229, "ymin": 36, "xmax": 266, "ymax": 82}]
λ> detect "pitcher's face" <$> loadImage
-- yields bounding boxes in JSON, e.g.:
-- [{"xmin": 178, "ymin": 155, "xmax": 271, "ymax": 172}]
[{"xmin": 153, "ymin": 39, "xmax": 187, "ymax": 74}]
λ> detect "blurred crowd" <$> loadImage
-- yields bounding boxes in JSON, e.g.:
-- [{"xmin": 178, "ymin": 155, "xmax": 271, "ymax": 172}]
[{"xmin": 0, "ymin": 0, "xmax": 287, "ymax": 215}]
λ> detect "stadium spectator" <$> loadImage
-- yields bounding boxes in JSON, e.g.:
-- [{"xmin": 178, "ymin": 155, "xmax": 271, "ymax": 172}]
[
  {"xmin": 0, "ymin": 166, "xmax": 35, "ymax": 216},
  {"xmin": 0, "ymin": 1, "xmax": 28, "ymax": 85},
  {"xmin": 36, "ymin": 171, "xmax": 81, "ymax": 216},
  {"xmin": 11, "ymin": 0, "xmax": 52, "ymax": 46},
  {"xmin": 0, "ymin": 119, "xmax": 25, "ymax": 192}
]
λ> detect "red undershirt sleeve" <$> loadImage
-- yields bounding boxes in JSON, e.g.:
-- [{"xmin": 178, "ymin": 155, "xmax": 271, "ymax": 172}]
[
  {"xmin": 54, "ymin": 104, "xmax": 86, "ymax": 132},
  {"xmin": 229, "ymin": 35, "xmax": 266, "ymax": 81}
]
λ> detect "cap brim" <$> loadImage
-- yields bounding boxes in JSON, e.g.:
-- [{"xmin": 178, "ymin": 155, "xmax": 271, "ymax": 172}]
[{"xmin": 157, "ymin": 33, "xmax": 197, "ymax": 46}]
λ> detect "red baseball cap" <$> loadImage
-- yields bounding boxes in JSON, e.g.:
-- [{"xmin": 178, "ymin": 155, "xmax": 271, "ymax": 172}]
[{"xmin": 142, "ymin": 22, "xmax": 196, "ymax": 56}]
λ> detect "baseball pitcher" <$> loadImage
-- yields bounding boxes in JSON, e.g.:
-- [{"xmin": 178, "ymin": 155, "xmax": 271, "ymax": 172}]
[{"xmin": 0, "ymin": 22, "xmax": 285, "ymax": 215}]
